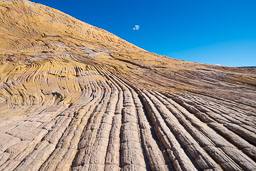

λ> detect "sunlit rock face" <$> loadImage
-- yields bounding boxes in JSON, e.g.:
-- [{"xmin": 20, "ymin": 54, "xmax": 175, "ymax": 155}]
[{"xmin": 0, "ymin": 1, "xmax": 256, "ymax": 170}]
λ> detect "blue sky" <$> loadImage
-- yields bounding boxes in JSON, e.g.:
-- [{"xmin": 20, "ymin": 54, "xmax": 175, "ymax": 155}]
[{"xmin": 32, "ymin": 0, "xmax": 256, "ymax": 67}]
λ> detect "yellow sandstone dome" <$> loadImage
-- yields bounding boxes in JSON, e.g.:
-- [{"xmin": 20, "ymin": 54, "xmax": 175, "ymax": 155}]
[{"xmin": 0, "ymin": 0, "xmax": 256, "ymax": 170}]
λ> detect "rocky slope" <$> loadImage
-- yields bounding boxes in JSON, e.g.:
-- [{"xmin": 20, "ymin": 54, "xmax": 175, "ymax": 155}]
[{"xmin": 0, "ymin": 0, "xmax": 256, "ymax": 170}]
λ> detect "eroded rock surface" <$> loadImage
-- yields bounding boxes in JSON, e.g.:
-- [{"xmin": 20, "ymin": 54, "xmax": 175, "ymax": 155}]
[{"xmin": 0, "ymin": 0, "xmax": 256, "ymax": 170}]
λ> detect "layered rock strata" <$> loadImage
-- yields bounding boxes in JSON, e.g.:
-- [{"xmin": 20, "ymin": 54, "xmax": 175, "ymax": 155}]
[{"xmin": 0, "ymin": 0, "xmax": 256, "ymax": 170}]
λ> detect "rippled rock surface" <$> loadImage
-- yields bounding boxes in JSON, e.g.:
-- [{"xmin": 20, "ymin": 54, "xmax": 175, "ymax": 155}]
[{"xmin": 0, "ymin": 0, "xmax": 256, "ymax": 170}]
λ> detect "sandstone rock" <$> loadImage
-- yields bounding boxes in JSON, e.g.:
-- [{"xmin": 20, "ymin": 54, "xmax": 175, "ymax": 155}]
[{"xmin": 0, "ymin": 0, "xmax": 255, "ymax": 170}]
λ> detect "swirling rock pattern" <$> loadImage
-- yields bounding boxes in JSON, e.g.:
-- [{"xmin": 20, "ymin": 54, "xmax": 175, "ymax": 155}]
[{"xmin": 0, "ymin": 0, "xmax": 256, "ymax": 170}]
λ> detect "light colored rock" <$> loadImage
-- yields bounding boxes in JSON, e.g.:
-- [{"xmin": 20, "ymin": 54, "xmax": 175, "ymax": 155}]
[{"xmin": 0, "ymin": 0, "xmax": 255, "ymax": 170}]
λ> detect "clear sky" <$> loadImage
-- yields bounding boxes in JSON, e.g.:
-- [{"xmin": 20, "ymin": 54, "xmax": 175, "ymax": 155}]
[{"xmin": 31, "ymin": 0, "xmax": 256, "ymax": 67}]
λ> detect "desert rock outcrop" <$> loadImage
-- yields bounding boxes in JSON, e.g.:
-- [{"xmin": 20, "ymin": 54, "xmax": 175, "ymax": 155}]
[{"xmin": 0, "ymin": 0, "xmax": 256, "ymax": 170}]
